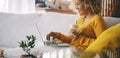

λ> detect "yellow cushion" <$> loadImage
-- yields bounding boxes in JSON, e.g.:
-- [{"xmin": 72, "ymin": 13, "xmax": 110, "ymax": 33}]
[{"xmin": 79, "ymin": 23, "xmax": 120, "ymax": 58}]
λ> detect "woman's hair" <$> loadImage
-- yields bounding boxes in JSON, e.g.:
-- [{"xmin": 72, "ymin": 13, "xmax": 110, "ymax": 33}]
[
  {"xmin": 83, "ymin": 0, "xmax": 101, "ymax": 14},
  {"xmin": 70, "ymin": 0, "xmax": 101, "ymax": 14}
]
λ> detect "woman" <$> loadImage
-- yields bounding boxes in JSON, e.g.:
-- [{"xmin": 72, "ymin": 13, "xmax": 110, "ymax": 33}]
[{"xmin": 46, "ymin": 0, "xmax": 106, "ymax": 54}]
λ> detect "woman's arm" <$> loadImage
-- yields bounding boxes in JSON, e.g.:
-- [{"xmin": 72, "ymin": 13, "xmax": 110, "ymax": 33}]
[
  {"xmin": 93, "ymin": 15, "xmax": 107, "ymax": 37},
  {"xmin": 46, "ymin": 32, "xmax": 72, "ymax": 43}
]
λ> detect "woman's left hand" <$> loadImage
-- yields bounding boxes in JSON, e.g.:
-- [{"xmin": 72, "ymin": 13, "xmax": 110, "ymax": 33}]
[{"xmin": 70, "ymin": 29, "xmax": 80, "ymax": 36}]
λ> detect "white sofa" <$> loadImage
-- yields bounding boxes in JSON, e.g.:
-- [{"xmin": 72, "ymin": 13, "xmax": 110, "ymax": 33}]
[{"xmin": 0, "ymin": 12, "xmax": 120, "ymax": 58}]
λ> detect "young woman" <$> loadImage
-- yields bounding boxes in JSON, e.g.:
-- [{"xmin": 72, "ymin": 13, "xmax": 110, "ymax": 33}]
[{"xmin": 46, "ymin": 0, "xmax": 106, "ymax": 56}]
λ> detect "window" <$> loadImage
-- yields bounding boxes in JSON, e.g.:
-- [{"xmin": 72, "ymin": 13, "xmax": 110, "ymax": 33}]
[
  {"xmin": 0, "ymin": 0, "xmax": 8, "ymax": 12},
  {"xmin": 35, "ymin": 0, "xmax": 49, "ymax": 7}
]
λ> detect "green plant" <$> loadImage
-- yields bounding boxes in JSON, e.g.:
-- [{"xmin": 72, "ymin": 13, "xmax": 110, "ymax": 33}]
[{"xmin": 19, "ymin": 35, "xmax": 36, "ymax": 55}]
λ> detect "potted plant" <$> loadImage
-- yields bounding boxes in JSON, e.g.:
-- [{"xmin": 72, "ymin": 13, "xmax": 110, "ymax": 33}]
[{"xmin": 19, "ymin": 35, "xmax": 37, "ymax": 58}]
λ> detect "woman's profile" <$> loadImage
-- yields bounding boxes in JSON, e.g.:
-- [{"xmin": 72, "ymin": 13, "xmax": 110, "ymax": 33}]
[{"xmin": 46, "ymin": 0, "xmax": 107, "ymax": 57}]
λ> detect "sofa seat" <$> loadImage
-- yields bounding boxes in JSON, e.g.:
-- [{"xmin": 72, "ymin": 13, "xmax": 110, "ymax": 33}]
[{"xmin": 0, "ymin": 12, "xmax": 120, "ymax": 58}]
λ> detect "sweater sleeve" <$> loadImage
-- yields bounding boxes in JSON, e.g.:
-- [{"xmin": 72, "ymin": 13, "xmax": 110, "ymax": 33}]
[
  {"xmin": 56, "ymin": 32, "xmax": 72, "ymax": 43},
  {"xmin": 93, "ymin": 15, "xmax": 107, "ymax": 37}
]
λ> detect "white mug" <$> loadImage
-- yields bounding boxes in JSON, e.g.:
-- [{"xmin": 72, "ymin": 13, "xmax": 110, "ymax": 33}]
[{"xmin": 69, "ymin": 24, "xmax": 82, "ymax": 33}]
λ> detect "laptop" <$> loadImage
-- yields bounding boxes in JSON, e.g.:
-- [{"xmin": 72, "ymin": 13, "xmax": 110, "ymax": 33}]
[{"xmin": 35, "ymin": 23, "xmax": 69, "ymax": 47}]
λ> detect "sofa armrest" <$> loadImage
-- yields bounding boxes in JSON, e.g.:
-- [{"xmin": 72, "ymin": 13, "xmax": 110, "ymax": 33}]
[{"xmin": 104, "ymin": 17, "xmax": 120, "ymax": 28}]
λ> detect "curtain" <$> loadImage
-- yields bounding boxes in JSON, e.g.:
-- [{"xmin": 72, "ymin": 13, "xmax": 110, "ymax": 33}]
[
  {"xmin": 101, "ymin": 0, "xmax": 118, "ymax": 17},
  {"xmin": 112, "ymin": 0, "xmax": 120, "ymax": 17},
  {"xmin": 0, "ymin": 0, "xmax": 35, "ymax": 14}
]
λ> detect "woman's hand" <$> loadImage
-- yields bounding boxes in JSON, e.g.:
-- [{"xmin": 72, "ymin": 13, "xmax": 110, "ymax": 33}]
[
  {"xmin": 69, "ymin": 29, "xmax": 77, "ymax": 39},
  {"xmin": 69, "ymin": 29, "xmax": 81, "ymax": 39},
  {"xmin": 69, "ymin": 24, "xmax": 82, "ymax": 36},
  {"xmin": 46, "ymin": 32, "xmax": 58, "ymax": 41},
  {"xmin": 70, "ymin": 29, "xmax": 80, "ymax": 36}
]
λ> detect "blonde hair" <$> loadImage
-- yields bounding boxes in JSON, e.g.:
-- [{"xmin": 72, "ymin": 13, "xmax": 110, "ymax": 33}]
[{"xmin": 69, "ymin": 0, "xmax": 101, "ymax": 14}]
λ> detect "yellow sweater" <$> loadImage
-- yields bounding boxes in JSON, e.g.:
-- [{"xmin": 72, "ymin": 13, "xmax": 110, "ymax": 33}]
[
  {"xmin": 56, "ymin": 15, "xmax": 106, "ymax": 51},
  {"xmin": 71, "ymin": 15, "xmax": 106, "ymax": 50},
  {"xmin": 79, "ymin": 23, "xmax": 120, "ymax": 58}
]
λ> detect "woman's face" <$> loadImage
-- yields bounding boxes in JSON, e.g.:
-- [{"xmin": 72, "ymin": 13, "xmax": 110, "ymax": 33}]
[{"xmin": 74, "ymin": 0, "xmax": 87, "ymax": 15}]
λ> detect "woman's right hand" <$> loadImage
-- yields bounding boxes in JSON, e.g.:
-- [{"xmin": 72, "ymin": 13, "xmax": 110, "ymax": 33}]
[
  {"xmin": 70, "ymin": 29, "xmax": 80, "ymax": 36},
  {"xmin": 69, "ymin": 24, "xmax": 81, "ymax": 36},
  {"xmin": 46, "ymin": 32, "xmax": 58, "ymax": 41}
]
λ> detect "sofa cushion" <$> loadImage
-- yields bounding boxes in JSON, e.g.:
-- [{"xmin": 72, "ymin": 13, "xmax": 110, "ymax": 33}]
[
  {"xmin": 104, "ymin": 17, "xmax": 120, "ymax": 28},
  {"xmin": 36, "ymin": 12, "xmax": 77, "ymax": 39},
  {"xmin": 0, "ymin": 12, "xmax": 41, "ymax": 48}
]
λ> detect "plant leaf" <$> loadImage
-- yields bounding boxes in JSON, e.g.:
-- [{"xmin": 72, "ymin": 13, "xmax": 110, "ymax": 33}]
[{"xmin": 26, "ymin": 36, "xmax": 31, "ymax": 40}]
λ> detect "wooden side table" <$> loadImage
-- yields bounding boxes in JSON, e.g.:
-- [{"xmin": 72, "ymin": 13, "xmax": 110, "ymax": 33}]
[{"xmin": 0, "ymin": 49, "xmax": 4, "ymax": 58}]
